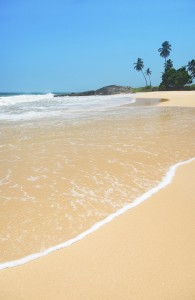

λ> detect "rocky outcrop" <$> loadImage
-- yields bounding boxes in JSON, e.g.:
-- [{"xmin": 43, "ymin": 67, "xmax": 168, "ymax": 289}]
[
  {"xmin": 54, "ymin": 85, "xmax": 132, "ymax": 97},
  {"xmin": 95, "ymin": 85, "xmax": 132, "ymax": 95}
]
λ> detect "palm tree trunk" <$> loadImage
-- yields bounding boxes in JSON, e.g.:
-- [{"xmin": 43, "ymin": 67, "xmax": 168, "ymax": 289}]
[
  {"xmin": 165, "ymin": 57, "xmax": 167, "ymax": 70},
  {"xmin": 141, "ymin": 70, "xmax": 148, "ymax": 86},
  {"xmin": 148, "ymin": 75, "xmax": 151, "ymax": 87}
]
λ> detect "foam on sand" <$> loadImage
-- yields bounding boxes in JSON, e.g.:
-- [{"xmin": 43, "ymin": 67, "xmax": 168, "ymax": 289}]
[{"xmin": 0, "ymin": 156, "xmax": 194, "ymax": 270}]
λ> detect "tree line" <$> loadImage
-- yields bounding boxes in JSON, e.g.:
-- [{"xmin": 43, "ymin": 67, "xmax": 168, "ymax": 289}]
[{"xmin": 133, "ymin": 41, "xmax": 195, "ymax": 90}]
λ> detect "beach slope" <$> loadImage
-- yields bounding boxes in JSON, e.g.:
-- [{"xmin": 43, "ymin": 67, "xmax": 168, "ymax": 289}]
[
  {"xmin": 0, "ymin": 91, "xmax": 195, "ymax": 300},
  {"xmin": 0, "ymin": 161, "xmax": 195, "ymax": 300}
]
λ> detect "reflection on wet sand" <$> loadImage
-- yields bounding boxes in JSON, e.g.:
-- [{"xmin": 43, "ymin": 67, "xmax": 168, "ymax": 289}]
[{"xmin": 121, "ymin": 98, "xmax": 169, "ymax": 107}]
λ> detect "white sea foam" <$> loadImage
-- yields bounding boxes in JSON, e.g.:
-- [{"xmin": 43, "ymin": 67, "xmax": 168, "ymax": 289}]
[
  {"xmin": 0, "ymin": 93, "xmax": 54, "ymax": 106},
  {"xmin": 0, "ymin": 93, "xmax": 135, "ymax": 122},
  {"xmin": 0, "ymin": 156, "xmax": 194, "ymax": 270}
]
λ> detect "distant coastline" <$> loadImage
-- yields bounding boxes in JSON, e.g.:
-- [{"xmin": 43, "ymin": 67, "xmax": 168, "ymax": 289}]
[{"xmin": 54, "ymin": 85, "xmax": 132, "ymax": 97}]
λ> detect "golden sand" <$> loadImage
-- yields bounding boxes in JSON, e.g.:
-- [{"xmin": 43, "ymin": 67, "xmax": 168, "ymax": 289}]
[
  {"xmin": 135, "ymin": 90, "xmax": 195, "ymax": 107},
  {"xmin": 0, "ymin": 91, "xmax": 195, "ymax": 299},
  {"xmin": 1, "ymin": 95, "xmax": 194, "ymax": 263}
]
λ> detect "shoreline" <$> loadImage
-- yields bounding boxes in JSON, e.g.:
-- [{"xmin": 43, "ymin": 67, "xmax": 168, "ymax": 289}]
[
  {"xmin": 0, "ymin": 157, "xmax": 195, "ymax": 299},
  {"xmin": 0, "ymin": 157, "xmax": 194, "ymax": 271},
  {"xmin": 0, "ymin": 91, "xmax": 195, "ymax": 299}
]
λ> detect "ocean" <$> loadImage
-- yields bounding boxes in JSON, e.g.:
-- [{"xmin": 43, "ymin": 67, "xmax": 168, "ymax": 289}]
[{"xmin": 0, "ymin": 93, "xmax": 195, "ymax": 269}]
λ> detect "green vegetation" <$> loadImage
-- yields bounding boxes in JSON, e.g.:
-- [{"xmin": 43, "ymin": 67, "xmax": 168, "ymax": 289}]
[
  {"xmin": 133, "ymin": 58, "xmax": 148, "ymax": 86},
  {"xmin": 158, "ymin": 41, "xmax": 172, "ymax": 68},
  {"xmin": 187, "ymin": 59, "xmax": 195, "ymax": 79},
  {"xmin": 164, "ymin": 59, "xmax": 173, "ymax": 71},
  {"xmin": 131, "ymin": 86, "xmax": 159, "ymax": 93},
  {"xmin": 185, "ymin": 83, "xmax": 195, "ymax": 90},
  {"xmin": 145, "ymin": 68, "xmax": 152, "ymax": 87},
  {"xmin": 159, "ymin": 67, "xmax": 192, "ymax": 90},
  {"xmin": 133, "ymin": 41, "xmax": 195, "ymax": 91}
]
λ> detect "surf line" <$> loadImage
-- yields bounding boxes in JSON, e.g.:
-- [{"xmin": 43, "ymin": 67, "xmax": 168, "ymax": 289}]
[{"xmin": 0, "ymin": 156, "xmax": 195, "ymax": 270}]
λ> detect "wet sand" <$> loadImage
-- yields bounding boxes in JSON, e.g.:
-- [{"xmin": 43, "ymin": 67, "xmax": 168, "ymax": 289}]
[{"xmin": 0, "ymin": 91, "xmax": 195, "ymax": 299}]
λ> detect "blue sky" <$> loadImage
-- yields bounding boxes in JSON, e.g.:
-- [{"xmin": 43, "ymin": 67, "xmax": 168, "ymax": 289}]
[{"xmin": 0, "ymin": 0, "xmax": 195, "ymax": 92}]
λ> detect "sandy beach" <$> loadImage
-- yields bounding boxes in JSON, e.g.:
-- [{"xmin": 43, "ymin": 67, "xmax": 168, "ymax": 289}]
[
  {"xmin": 135, "ymin": 90, "xmax": 195, "ymax": 107},
  {"xmin": 0, "ymin": 91, "xmax": 195, "ymax": 300}
]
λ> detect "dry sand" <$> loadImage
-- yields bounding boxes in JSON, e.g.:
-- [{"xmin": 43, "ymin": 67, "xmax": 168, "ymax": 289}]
[
  {"xmin": 135, "ymin": 90, "xmax": 195, "ymax": 107},
  {"xmin": 0, "ymin": 91, "xmax": 195, "ymax": 300}
]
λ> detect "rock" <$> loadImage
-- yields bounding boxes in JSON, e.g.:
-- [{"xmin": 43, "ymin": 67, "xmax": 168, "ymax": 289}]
[
  {"xmin": 54, "ymin": 85, "xmax": 132, "ymax": 97},
  {"xmin": 95, "ymin": 85, "xmax": 132, "ymax": 95}
]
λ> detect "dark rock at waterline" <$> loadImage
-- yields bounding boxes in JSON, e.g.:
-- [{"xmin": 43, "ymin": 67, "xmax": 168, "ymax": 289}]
[{"xmin": 54, "ymin": 85, "xmax": 132, "ymax": 97}]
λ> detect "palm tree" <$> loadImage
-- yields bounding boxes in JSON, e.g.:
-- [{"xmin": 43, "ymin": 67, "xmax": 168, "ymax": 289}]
[
  {"xmin": 187, "ymin": 59, "xmax": 195, "ymax": 79},
  {"xmin": 133, "ymin": 58, "xmax": 148, "ymax": 86},
  {"xmin": 164, "ymin": 59, "xmax": 173, "ymax": 71},
  {"xmin": 158, "ymin": 41, "xmax": 172, "ymax": 66},
  {"xmin": 145, "ymin": 68, "xmax": 152, "ymax": 87}
]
